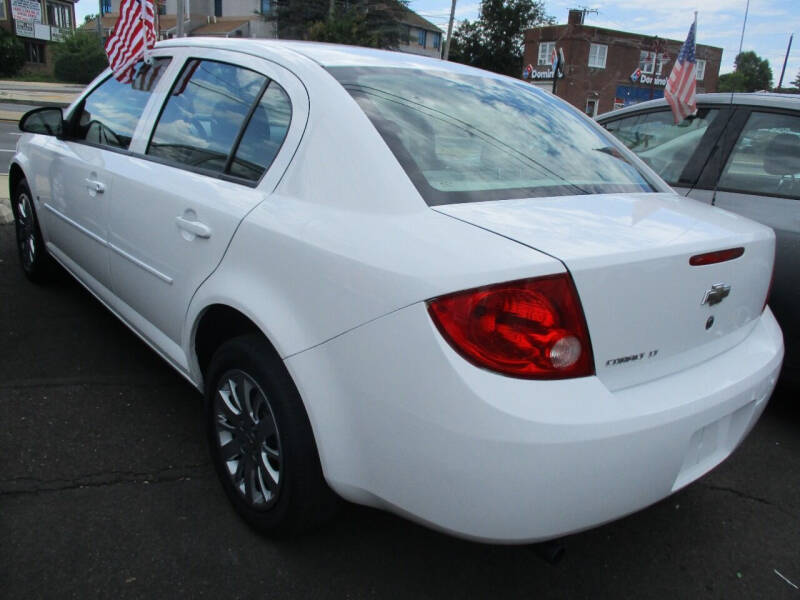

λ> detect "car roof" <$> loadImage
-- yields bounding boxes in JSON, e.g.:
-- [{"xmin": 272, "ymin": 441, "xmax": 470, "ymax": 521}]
[
  {"xmin": 155, "ymin": 37, "xmax": 500, "ymax": 78},
  {"xmin": 597, "ymin": 92, "xmax": 800, "ymax": 121}
]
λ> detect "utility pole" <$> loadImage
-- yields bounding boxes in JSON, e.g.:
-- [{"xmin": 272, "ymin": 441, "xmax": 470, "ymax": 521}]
[
  {"xmin": 96, "ymin": 0, "xmax": 103, "ymax": 39},
  {"xmin": 176, "ymin": 0, "xmax": 185, "ymax": 37},
  {"xmin": 443, "ymin": 0, "xmax": 457, "ymax": 60},
  {"xmin": 778, "ymin": 34, "xmax": 793, "ymax": 89}
]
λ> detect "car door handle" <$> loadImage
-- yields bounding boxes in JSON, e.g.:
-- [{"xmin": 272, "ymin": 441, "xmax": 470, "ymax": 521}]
[
  {"xmin": 85, "ymin": 179, "xmax": 105, "ymax": 194},
  {"xmin": 175, "ymin": 215, "xmax": 212, "ymax": 238}
]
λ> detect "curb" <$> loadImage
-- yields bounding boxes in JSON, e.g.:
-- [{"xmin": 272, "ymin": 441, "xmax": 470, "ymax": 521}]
[
  {"xmin": 0, "ymin": 175, "xmax": 11, "ymax": 225},
  {"xmin": 0, "ymin": 110, "xmax": 23, "ymax": 122},
  {"xmin": 0, "ymin": 98, "xmax": 70, "ymax": 108}
]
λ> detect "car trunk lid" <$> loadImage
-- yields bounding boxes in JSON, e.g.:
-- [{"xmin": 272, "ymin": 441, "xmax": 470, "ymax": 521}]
[{"xmin": 434, "ymin": 192, "xmax": 775, "ymax": 390}]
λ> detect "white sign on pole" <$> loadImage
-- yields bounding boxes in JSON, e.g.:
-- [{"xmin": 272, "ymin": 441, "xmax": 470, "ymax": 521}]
[
  {"xmin": 15, "ymin": 20, "xmax": 35, "ymax": 37},
  {"xmin": 34, "ymin": 22, "xmax": 52, "ymax": 40},
  {"xmin": 10, "ymin": 0, "xmax": 43, "ymax": 23}
]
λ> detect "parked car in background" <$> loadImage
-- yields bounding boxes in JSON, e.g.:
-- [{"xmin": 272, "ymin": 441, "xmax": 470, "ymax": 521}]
[
  {"xmin": 597, "ymin": 93, "xmax": 800, "ymax": 372},
  {"xmin": 9, "ymin": 42, "xmax": 783, "ymax": 543}
]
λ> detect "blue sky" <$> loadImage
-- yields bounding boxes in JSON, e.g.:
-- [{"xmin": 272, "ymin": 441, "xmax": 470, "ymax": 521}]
[
  {"xmin": 74, "ymin": 0, "xmax": 800, "ymax": 86},
  {"xmin": 409, "ymin": 0, "xmax": 800, "ymax": 85}
]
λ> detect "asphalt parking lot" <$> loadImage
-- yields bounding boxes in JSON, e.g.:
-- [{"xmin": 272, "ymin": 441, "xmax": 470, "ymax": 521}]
[{"xmin": 1, "ymin": 222, "xmax": 799, "ymax": 599}]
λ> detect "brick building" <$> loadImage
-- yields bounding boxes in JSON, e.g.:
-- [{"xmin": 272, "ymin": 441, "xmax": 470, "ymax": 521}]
[
  {"xmin": 523, "ymin": 9, "xmax": 723, "ymax": 116},
  {"xmin": 0, "ymin": 0, "xmax": 77, "ymax": 72}
]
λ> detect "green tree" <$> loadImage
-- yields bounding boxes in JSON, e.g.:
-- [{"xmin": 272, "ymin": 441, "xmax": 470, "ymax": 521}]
[
  {"xmin": 52, "ymin": 31, "xmax": 108, "ymax": 84},
  {"xmin": 263, "ymin": 0, "xmax": 408, "ymax": 48},
  {"xmin": 792, "ymin": 69, "xmax": 800, "ymax": 89},
  {"xmin": 0, "ymin": 27, "xmax": 26, "ymax": 77},
  {"xmin": 718, "ymin": 51, "xmax": 772, "ymax": 92},
  {"xmin": 448, "ymin": 0, "xmax": 553, "ymax": 77},
  {"xmin": 84, "ymin": 13, "xmax": 98, "ymax": 24},
  {"xmin": 718, "ymin": 71, "xmax": 746, "ymax": 92}
]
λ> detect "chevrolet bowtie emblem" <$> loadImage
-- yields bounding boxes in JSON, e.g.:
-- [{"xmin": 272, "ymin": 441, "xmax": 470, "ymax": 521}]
[{"xmin": 702, "ymin": 283, "xmax": 731, "ymax": 307}]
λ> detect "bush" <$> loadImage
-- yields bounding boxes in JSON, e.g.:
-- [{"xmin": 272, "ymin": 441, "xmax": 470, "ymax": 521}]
[
  {"xmin": 0, "ymin": 28, "xmax": 26, "ymax": 77},
  {"xmin": 52, "ymin": 31, "xmax": 108, "ymax": 84}
]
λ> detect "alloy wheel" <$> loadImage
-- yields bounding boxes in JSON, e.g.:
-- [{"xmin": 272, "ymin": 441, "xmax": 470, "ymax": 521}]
[{"xmin": 214, "ymin": 369, "xmax": 282, "ymax": 509}]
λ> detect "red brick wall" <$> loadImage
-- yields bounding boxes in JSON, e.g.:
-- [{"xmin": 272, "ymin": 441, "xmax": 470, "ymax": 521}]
[{"xmin": 523, "ymin": 24, "xmax": 723, "ymax": 115}]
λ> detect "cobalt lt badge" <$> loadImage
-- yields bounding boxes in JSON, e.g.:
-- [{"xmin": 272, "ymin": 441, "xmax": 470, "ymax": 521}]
[{"xmin": 702, "ymin": 283, "xmax": 731, "ymax": 307}]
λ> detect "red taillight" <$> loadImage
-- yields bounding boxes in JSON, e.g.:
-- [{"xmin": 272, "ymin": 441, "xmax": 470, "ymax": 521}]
[
  {"xmin": 427, "ymin": 274, "xmax": 594, "ymax": 379},
  {"xmin": 689, "ymin": 247, "xmax": 744, "ymax": 266}
]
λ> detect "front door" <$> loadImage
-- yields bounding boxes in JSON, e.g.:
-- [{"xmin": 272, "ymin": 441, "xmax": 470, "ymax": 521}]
[{"xmin": 39, "ymin": 59, "xmax": 172, "ymax": 294}]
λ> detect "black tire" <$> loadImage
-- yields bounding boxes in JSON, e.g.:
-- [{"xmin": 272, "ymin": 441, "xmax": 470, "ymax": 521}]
[
  {"xmin": 205, "ymin": 334, "xmax": 339, "ymax": 536},
  {"xmin": 11, "ymin": 179, "xmax": 54, "ymax": 283}
]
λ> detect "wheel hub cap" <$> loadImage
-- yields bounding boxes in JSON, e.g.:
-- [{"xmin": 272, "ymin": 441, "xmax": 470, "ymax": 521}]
[{"xmin": 214, "ymin": 370, "xmax": 282, "ymax": 509}]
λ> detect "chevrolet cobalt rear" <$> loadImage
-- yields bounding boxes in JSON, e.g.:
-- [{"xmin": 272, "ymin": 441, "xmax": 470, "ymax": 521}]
[{"xmin": 9, "ymin": 40, "xmax": 783, "ymax": 542}]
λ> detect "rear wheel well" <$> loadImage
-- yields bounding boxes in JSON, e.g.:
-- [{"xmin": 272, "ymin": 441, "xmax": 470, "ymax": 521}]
[{"xmin": 195, "ymin": 305, "xmax": 263, "ymax": 378}]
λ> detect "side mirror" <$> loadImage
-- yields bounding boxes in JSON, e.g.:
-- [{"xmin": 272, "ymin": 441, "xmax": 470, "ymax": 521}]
[{"xmin": 19, "ymin": 107, "xmax": 66, "ymax": 138}]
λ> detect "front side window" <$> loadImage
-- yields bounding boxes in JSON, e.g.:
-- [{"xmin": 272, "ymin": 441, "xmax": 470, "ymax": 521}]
[
  {"xmin": 588, "ymin": 43, "xmax": 607, "ymax": 68},
  {"xmin": 717, "ymin": 112, "xmax": 800, "ymax": 199},
  {"xmin": 603, "ymin": 108, "xmax": 720, "ymax": 185},
  {"xmin": 696, "ymin": 59, "xmax": 706, "ymax": 81},
  {"xmin": 330, "ymin": 67, "xmax": 656, "ymax": 206},
  {"xmin": 148, "ymin": 59, "xmax": 286, "ymax": 181},
  {"xmin": 74, "ymin": 59, "xmax": 171, "ymax": 150},
  {"xmin": 538, "ymin": 41, "xmax": 555, "ymax": 65}
]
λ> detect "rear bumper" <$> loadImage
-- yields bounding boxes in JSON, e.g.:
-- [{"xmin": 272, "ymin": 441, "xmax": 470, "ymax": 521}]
[{"xmin": 287, "ymin": 305, "xmax": 783, "ymax": 543}]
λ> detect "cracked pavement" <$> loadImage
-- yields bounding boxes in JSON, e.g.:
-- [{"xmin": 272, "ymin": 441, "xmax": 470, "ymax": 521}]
[{"xmin": 1, "ymin": 222, "xmax": 799, "ymax": 599}]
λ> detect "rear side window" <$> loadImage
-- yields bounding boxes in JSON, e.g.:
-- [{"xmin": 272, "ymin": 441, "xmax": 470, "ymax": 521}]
[
  {"xmin": 74, "ymin": 58, "xmax": 171, "ymax": 150},
  {"xmin": 229, "ymin": 82, "xmax": 292, "ymax": 181},
  {"xmin": 717, "ymin": 112, "xmax": 800, "ymax": 199},
  {"xmin": 604, "ymin": 108, "xmax": 720, "ymax": 185},
  {"xmin": 328, "ymin": 67, "xmax": 655, "ymax": 206},
  {"xmin": 147, "ymin": 59, "xmax": 266, "ymax": 175}
]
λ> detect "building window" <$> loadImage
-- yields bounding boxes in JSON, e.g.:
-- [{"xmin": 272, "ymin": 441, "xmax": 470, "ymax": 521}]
[
  {"xmin": 418, "ymin": 29, "xmax": 426, "ymax": 47},
  {"xmin": 260, "ymin": 0, "xmax": 271, "ymax": 14},
  {"xmin": 101, "ymin": 0, "xmax": 111, "ymax": 13},
  {"xmin": 538, "ymin": 41, "xmax": 555, "ymax": 65},
  {"xmin": 24, "ymin": 41, "xmax": 46, "ymax": 64},
  {"xmin": 214, "ymin": 0, "xmax": 221, "ymax": 17},
  {"xmin": 588, "ymin": 43, "xmax": 607, "ymax": 68},
  {"xmin": 696, "ymin": 59, "xmax": 706, "ymax": 81},
  {"xmin": 0, "ymin": 0, "xmax": 7, "ymax": 20},
  {"xmin": 431, "ymin": 32, "xmax": 440, "ymax": 49},
  {"xmin": 157, "ymin": 0, "xmax": 166, "ymax": 15},
  {"xmin": 639, "ymin": 50, "xmax": 665, "ymax": 75},
  {"xmin": 46, "ymin": 1, "xmax": 72, "ymax": 28}
]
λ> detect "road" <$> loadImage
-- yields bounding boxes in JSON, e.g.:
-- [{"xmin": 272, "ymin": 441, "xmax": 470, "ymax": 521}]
[
  {"xmin": 0, "ymin": 119, "xmax": 22, "ymax": 175},
  {"xmin": 0, "ymin": 223, "xmax": 798, "ymax": 598}
]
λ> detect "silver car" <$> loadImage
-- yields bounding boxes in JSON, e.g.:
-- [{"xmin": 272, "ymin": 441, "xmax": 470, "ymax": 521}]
[{"xmin": 597, "ymin": 93, "xmax": 799, "ymax": 374}]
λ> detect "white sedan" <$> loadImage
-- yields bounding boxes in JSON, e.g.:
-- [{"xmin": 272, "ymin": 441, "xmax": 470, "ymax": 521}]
[{"xmin": 9, "ymin": 39, "xmax": 783, "ymax": 543}]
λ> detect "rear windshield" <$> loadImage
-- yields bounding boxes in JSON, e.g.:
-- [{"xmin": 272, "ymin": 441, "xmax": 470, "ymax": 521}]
[{"xmin": 328, "ymin": 66, "xmax": 657, "ymax": 206}]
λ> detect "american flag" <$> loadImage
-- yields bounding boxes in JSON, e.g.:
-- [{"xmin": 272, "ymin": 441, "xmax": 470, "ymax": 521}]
[
  {"xmin": 105, "ymin": 0, "xmax": 157, "ymax": 84},
  {"xmin": 664, "ymin": 17, "xmax": 698, "ymax": 123}
]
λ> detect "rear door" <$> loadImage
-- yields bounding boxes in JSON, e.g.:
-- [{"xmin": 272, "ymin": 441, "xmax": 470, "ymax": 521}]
[
  {"xmin": 699, "ymin": 108, "xmax": 800, "ymax": 340},
  {"xmin": 105, "ymin": 49, "xmax": 307, "ymax": 350}
]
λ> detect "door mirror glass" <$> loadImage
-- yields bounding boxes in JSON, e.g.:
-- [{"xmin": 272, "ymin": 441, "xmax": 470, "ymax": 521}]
[{"xmin": 19, "ymin": 107, "xmax": 65, "ymax": 137}]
